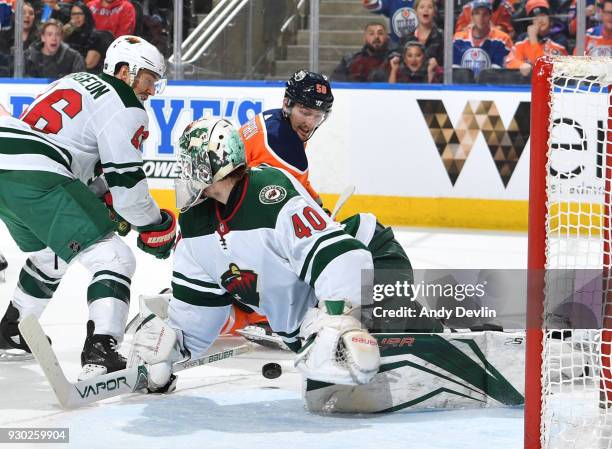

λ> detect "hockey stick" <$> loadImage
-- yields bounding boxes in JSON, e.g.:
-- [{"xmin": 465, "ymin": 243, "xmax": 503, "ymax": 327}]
[
  {"xmin": 331, "ymin": 185, "xmax": 355, "ymax": 220},
  {"xmin": 18, "ymin": 314, "xmax": 251, "ymax": 409}
]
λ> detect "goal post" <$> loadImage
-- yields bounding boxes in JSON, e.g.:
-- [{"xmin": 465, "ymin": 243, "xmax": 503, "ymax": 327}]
[{"xmin": 526, "ymin": 56, "xmax": 612, "ymax": 449}]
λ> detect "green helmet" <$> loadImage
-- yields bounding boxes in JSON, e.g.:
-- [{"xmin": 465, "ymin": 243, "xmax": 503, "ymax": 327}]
[{"xmin": 174, "ymin": 117, "xmax": 246, "ymax": 211}]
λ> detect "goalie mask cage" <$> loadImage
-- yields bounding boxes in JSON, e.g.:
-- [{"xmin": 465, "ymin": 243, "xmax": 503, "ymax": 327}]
[{"xmin": 526, "ymin": 56, "xmax": 612, "ymax": 449}]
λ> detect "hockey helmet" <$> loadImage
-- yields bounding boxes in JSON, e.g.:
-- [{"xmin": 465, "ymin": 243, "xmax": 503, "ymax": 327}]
[
  {"xmin": 175, "ymin": 118, "xmax": 246, "ymax": 211},
  {"xmin": 284, "ymin": 70, "xmax": 334, "ymax": 113},
  {"xmin": 103, "ymin": 35, "xmax": 166, "ymax": 93}
]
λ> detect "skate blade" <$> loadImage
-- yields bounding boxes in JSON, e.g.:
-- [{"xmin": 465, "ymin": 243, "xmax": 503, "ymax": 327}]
[
  {"xmin": 0, "ymin": 348, "xmax": 34, "ymax": 362},
  {"xmin": 235, "ymin": 328, "xmax": 290, "ymax": 351},
  {"xmin": 78, "ymin": 364, "xmax": 108, "ymax": 381}
]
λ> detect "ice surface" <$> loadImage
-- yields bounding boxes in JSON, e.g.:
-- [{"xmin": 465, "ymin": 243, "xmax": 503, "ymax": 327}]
[{"xmin": 0, "ymin": 224, "xmax": 527, "ymax": 449}]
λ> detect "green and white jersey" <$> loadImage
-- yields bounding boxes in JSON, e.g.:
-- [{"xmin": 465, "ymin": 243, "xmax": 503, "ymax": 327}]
[
  {"xmin": 169, "ymin": 167, "xmax": 373, "ymax": 358},
  {"xmin": 0, "ymin": 72, "xmax": 160, "ymax": 226}
]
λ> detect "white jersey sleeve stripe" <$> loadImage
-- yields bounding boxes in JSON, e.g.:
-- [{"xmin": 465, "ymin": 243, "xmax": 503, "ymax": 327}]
[
  {"xmin": 172, "ymin": 271, "xmax": 225, "ymax": 295},
  {"xmin": 298, "ymin": 230, "xmax": 349, "ymax": 281},
  {"xmin": 0, "ymin": 127, "xmax": 73, "ymax": 166},
  {"xmin": 307, "ymin": 238, "xmax": 369, "ymax": 288}
]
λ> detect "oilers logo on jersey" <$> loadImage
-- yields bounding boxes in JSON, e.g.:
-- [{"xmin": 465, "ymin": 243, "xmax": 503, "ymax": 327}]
[
  {"xmin": 587, "ymin": 44, "xmax": 612, "ymax": 57},
  {"xmin": 392, "ymin": 7, "xmax": 418, "ymax": 38},
  {"xmin": 461, "ymin": 48, "xmax": 492, "ymax": 76}
]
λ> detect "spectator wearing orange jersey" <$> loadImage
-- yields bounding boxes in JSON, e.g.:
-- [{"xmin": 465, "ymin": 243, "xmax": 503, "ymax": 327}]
[
  {"xmin": 581, "ymin": 0, "xmax": 612, "ymax": 56},
  {"xmin": 507, "ymin": 0, "xmax": 568, "ymax": 77},
  {"xmin": 455, "ymin": 0, "xmax": 515, "ymax": 37}
]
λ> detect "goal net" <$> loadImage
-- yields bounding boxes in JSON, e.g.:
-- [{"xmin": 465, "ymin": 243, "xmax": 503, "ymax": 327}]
[{"xmin": 526, "ymin": 56, "xmax": 612, "ymax": 449}]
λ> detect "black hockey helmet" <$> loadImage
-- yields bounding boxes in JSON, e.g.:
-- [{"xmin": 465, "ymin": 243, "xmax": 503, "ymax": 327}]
[{"xmin": 284, "ymin": 70, "xmax": 334, "ymax": 113}]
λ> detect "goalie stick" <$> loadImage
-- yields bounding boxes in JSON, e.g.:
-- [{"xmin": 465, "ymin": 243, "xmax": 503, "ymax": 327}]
[
  {"xmin": 331, "ymin": 185, "xmax": 355, "ymax": 220},
  {"xmin": 18, "ymin": 314, "xmax": 251, "ymax": 409}
]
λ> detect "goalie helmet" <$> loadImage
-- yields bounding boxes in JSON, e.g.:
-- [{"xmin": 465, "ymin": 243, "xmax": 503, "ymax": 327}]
[
  {"xmin": 103, "ymin": 35, "xmax": 166, "ymax": 90},
  {"xmin": 175, "ymin": 118, "xmax": 246, "ymax": 211},
  {"xmin": 285, "ymin": 70, "xmax": 334, "ymax": 113}
]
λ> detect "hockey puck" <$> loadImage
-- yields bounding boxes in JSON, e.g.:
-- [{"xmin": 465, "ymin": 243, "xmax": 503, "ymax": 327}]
[{"xmin": 262, "ymin": 362, "xmax": 282, "ymax": 379}]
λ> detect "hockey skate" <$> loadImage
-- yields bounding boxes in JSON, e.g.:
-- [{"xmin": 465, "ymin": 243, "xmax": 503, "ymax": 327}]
[
  {"xmin": 79, "ymin": 320, "xmax": 126, "ymax": 380},
  {"xmin": 0, "ymin": 252, "xmax": 7, "ymax": 283},
  {"xmin": 0, "ymin": 302, "xmax": 35, "ymax": 361},
  {"xmin": 236, "ymin": 322, "xmax": 290, "ymax": 351}
]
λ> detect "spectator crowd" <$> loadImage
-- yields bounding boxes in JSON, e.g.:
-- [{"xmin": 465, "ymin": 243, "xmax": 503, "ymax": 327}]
[
  {"xmin": 0, "ymin": 0, "xmax": 174, "ymax": 77},
  {"xmin": 0, "ymin": 0, "xmax": 609, "ymax": 84},
  {"xmin": 333, "ymin": 0, "xmax": 611, "ymax": 84}
]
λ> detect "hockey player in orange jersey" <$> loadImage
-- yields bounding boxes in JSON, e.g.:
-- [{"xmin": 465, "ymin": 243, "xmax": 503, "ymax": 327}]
[
  {"xmin": 225, "ymin": 70, "xmax": 334, "ymax": 336},
  {"xmin": 240, "ymin": 70, "xmax": 334, "ymax": 206}
]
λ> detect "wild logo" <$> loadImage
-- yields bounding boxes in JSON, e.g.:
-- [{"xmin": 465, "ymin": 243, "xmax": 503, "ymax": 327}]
[
  {"xmin": 418, "ymin": 99, "xmax": 531, "ymax": 186},
  {"xmin": 220, "ymin": 263, "xmax": 260, "ymax": 307},
  {"xmin": 259, "ymin": 185, "xmax": 287, "ymax": 204}
]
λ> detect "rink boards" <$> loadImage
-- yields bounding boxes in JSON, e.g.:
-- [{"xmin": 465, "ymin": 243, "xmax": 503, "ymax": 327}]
[{"xmin": 0, "ymin": 79, "xmax": 607, "ymax": 230}]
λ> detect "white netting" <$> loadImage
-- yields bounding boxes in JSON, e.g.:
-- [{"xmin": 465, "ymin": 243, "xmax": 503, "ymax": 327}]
[{"xmin": 543, "ymin": 56, "xmax": 612, "ymax": 449}]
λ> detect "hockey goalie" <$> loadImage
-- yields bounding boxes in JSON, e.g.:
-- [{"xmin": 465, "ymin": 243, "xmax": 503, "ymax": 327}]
[
  {"xmin": 130, "ymin": 116, "xmax": 394, "ymax": 391},
  {"xmin": 131, "ymin": 117, "xmax": 529, "ymax": 413}
]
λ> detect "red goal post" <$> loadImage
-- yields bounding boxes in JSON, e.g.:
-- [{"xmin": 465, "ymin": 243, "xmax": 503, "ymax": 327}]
[{"xmin": 526, "ymin": 55, "xmax": 612, "ymax": 449}]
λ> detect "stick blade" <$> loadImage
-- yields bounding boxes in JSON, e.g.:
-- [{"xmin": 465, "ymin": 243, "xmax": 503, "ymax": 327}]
[{"xmin": 18, "ymin": 315, "xmax": 72, "ymax": 409}]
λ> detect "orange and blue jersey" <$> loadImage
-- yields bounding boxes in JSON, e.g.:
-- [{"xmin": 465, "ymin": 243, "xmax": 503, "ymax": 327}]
[
  {"xmin": 453, "ymin": 27, "xmax": 513, "ymax": 76},
  {"xmin": 454, "ymin": 0, "xmax": 514, "ymax": 36},
  {"xmin": 239, "ymin": 108, "xmax": 320, "ymax": 202},
  {"xmin": 580, "ymin": 25, "xmax": 612, "ymax": 56}
]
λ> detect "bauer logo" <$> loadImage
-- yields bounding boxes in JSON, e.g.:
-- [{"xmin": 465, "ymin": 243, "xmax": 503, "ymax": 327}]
[
  {"xmin": 418, "ymin": 100, "xmax": 531, "ymax": 186},
  {"xmin": 143, "ymin": 160, "xmax": 180, "ymax": 179}
]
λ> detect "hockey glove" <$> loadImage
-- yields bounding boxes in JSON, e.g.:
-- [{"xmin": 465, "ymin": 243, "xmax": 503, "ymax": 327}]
[
  {"xmin": 136, "ymin": 209, "xmax": 177, "ymax": 259},
  {"xmin": 103, "ymin": 192, "xmax": 131, "ymax": 237},
  {"xmin": 295, "ymin": 301, "xmax": 380, "ymax": 385}
]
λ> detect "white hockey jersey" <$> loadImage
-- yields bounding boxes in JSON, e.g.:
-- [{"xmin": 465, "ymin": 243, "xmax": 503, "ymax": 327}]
[
  {"xmin": 169, "ymin": 167, "xmax": 374, "ymax": 358},
  {"xmin": 0, "ymin": 72, "xmax": 160, "ymax": 226}
]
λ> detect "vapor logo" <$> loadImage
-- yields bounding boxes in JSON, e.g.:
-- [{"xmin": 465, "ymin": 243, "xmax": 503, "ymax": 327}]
[
  {"xmin": 418, "ymin": 100, "xmax": 531, "ymax": 186},
  {"xmin": 75, "ymin": 376, "xmax": 130, "ymax": 398}
]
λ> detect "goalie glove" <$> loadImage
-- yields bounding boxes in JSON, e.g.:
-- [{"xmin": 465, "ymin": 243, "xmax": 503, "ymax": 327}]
[
  {"xmin": 130, "ymin": 314, "xmax": 187, "ymax": 393},
  {"xmin": 295, "ymin": 300, "xmax": 380, "ymax": 385},
  {"xmin": 136, "ymin": 209, "xmax": 176, "ymax": 259}
]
